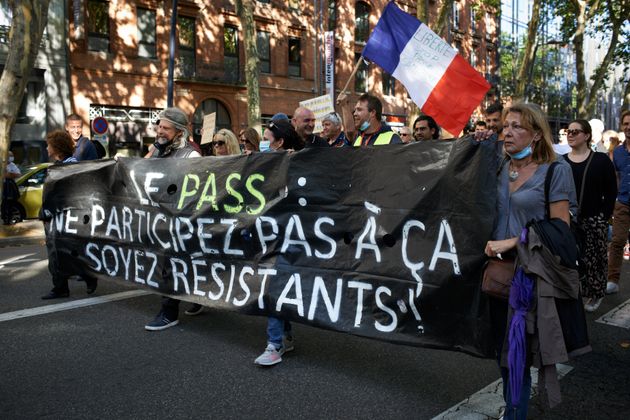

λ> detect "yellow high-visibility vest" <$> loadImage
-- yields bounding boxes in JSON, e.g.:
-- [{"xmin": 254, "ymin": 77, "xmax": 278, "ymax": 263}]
[{"xmin": 353, "ymin": 131, "xmax": 395, "ymax": 147}]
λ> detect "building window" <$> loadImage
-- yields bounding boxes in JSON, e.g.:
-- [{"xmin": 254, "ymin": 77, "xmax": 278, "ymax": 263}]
[
  {"xmin": 486, "ymin": 49, "xmax": 492, "ymax": 73},
  {"xmin": 87, "ymin": 0, "xmax": 109, "ymax": 52},
  {"xmin": 470, "ymin": 47, "xmax": 477, "ymax": 68},
  {"xmin": 288, "ymin": 37, "xmax": 301, "ymax": 77},
  {"xmin": 178, "ymin": 15, "xmax": 196, "ymax": 78},
  {"xmin": 257, "ymin": 0, "xmax": 270, "ymax": 3},
  {"xmin": 382, "ymin": 72, "xmax": 395, "ymax": 96},
  {"xmin": 192, "ymin": 99, "xmax": 232, "ymax": 145},
  {"xmin": 16, "ymin": 80, "xmax": 44, "ymax": 124},
  {"xmin": 354, "ymin": 53, "xmax": 367, "ymax": 92},
  {"xmin": 452, "ymin": 1, "xmax": 460, "ymax": 29},
  {"xmin": 224, "ymin": 25, "xmax": 239, "ymax": 82},
  {"xmin": 257, "ymin": 31, "xmax": 271, "ymax": 74},
  {"xmin": 328, "ymin": 0, "xmax": 336, "ymax": 31},
  {"xmin": 470, "ymin": 6, "xmax": 476, "ymax": 32},
  {"xmin": 137, "ymin": 8, "xmax": 156, "ymax": 58},
  {"xmin": 355, "ymin": 2, "xmax": 370, "ymax": 43}
]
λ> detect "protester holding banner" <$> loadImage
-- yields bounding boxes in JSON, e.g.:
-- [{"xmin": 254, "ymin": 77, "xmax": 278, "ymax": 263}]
[
  {"xmin": 145, "ymin": 107, "xmax": 202, "ymax": 330},
  {"xmin": 483, "ymin": 103, "xmax": 577, "ymax": 419},
  {"xmin": 412, "ymin": 115, "xmax": 441, "ymax": 141},
  {"xmin": 239, "ymin": 128, "xmax": 261, "ymax": 153},
  {"xmin": 292, "ymin": 106, "xmax": 328, "ymax": 148},
  {"xmin": 563, "ymin": 119, "xmax": 616, "ymax": 312},
  {"xmin": 352, "ymin": 94, "xmax": 402, "ymax": 146},
  {"xmin": 211, "ymin": 128, "xmax": 241, "ymax": 157},
  {"xmin": 42, "ymin": 130, "xmax": 97, "ymax": 299},
  {"xmin": 65, "ymin": 114, "xmax": 99, "ymax": 161},
  {"xmin": 263, "ymin": 119, "xmax": 303, "ymax": 152}
]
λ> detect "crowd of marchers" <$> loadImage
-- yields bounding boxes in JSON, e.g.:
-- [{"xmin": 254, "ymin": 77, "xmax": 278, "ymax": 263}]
[{"xmin": 4, "ymin": 89, "xmax": 630, "ymax": 419}]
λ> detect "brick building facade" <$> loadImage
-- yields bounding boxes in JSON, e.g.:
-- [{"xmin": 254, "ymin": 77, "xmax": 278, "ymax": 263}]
[{"xmin": 68, "ymin": 0, "xmax": 498, "ymax": 155}]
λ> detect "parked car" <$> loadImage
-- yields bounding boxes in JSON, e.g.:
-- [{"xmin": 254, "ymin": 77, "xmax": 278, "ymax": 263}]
[{"xmin": 8, "ymin": 163, "xmax": 52, "ymax": 222}]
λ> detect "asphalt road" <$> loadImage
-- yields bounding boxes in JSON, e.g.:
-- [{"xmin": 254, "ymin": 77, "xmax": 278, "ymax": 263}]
[{"xmin": 1, "ymin": 244, "xmax": 629, "ymax": 419}]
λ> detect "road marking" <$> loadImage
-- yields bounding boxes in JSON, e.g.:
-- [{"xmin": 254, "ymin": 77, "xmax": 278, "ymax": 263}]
[
  {"xmin": 431, "ymin": 364, "xmax": 573, "ymax": 419},
  {"xmin": 0, "ymin": 290, "xmax": 152, "ymax": 323},
  {"xmin": 596, "ymin": 298, "xmax": 630, "ymax": 329},
  {"xmin": 0, "ymin": 253, "xmax": 36, "ymax": 269}
]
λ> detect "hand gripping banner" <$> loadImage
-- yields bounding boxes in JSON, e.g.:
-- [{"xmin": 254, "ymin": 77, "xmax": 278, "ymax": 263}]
[{"xmin": 42, "ymin": 139, "xmax": 498, "ymax": 357}]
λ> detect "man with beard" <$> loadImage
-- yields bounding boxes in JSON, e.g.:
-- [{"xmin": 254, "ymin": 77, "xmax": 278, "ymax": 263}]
[
  {"xmin": 145, "ymin": 107, "xmax": 202, "ymax": 330},
  {"xmin": 352, "ymin": 93, "xmax": 402, "ymax": 146},
  {"xmin": 412, "ymin": 115, "xmax": 440, "ymax": 141}
]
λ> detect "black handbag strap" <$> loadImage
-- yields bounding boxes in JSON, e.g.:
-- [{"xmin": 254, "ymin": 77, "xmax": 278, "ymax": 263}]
[
  {"xmin": 577, "ymin": 151, "xmax": 594, "ymax": 217},
  {"xmin": 544, "ymin": 161, "xmax": 560, "ymax": 219}
]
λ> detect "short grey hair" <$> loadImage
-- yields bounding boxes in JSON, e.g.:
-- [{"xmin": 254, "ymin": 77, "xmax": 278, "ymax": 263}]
[{"xmin": 322, "ymin": 112, "xmax": 342, "ymax": 127}]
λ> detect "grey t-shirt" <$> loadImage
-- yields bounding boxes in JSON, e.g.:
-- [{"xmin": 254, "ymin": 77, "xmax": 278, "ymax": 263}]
[{"xmin": 493, "ymin": 158, "xmax": 577, "ymax": 241}]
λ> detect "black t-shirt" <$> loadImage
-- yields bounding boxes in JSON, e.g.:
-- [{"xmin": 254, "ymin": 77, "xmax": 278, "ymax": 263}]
[
  {"xmin": 304, "ymin": 134, "xmax": 329, "ymax": 148},
  {"xmin": 564, "ymin": 151, "xmax": 617, "ymax": 219}
]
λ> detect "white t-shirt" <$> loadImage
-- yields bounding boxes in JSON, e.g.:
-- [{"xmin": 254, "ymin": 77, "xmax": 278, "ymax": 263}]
[{"xmin": 6, "ymin": 162, "xmax": 21, "ymax": 176}]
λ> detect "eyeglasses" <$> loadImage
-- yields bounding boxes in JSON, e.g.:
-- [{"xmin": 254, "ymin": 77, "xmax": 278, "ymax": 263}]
[
  {"xmin": 213, "ymin": 141, "xmax": 226, "ymax": 147},
  {"xmin": 566, "ymin": 129, "xmax": 584, "ymax": 136}
]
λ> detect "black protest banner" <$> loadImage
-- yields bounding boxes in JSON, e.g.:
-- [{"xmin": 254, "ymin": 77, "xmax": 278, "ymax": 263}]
[{"xmin": 42, "ymin": 139, "xmax": 498, "ymax": 357}]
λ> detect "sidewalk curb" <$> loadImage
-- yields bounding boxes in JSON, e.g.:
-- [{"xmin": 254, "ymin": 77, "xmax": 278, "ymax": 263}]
[{"xmin": 0, "ymin": 235, "xmax": 46, "ymax": 248}]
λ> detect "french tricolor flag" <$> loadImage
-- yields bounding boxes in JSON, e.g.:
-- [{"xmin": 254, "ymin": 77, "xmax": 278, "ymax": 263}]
[{"xmin": 362, "ymin": 2, "xmax": 490, "ymax": 136}]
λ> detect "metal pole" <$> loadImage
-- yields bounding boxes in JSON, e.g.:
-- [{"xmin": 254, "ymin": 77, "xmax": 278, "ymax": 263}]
[{"xmin": 167, "ymin": 0, "xmax": 179, "ymax": 107}]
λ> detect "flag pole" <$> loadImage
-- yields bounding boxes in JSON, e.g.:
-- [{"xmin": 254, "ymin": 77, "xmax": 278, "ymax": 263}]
[{"xmin": 335, "ymin": 56, "xmax": 364, "ymax": 106}]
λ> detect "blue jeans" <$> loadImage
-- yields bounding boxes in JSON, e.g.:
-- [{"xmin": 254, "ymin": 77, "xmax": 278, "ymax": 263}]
[
  {"xmin": 267, "ymin": 317, "xmax": 292, "ymax": 349},
  {"xmin": 501, "ymin": 366, "xmax": 531, "ymax": 420}
]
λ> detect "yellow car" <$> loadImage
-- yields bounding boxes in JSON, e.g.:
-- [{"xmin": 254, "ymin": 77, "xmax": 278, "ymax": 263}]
[{"xmin": 15, "ymin": 163, "xmax": 52, "ymax": 221}]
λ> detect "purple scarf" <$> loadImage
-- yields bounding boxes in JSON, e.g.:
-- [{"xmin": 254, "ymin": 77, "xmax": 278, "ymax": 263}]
[{"xmin": 508, "ymin": 229, "xmax": 534, "ymax": 406}]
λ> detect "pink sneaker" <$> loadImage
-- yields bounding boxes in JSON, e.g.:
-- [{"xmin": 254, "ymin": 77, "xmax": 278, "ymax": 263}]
[{"xmin": 254, "ymin": 344, "xmax": 283, "ymax": 366}]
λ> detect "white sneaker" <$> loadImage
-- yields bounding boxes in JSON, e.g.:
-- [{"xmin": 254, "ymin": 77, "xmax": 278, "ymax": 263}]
[
  {"xmin": 584, "ymin": 297, "xmax": 603, "ymax": 312},
  {"xmin": 606, "ymin": 282, "xmax": 619, "ymax": 295},
  {"xmin": 254, "ymin": 344, "xmax": 284, "ymax": 366}
]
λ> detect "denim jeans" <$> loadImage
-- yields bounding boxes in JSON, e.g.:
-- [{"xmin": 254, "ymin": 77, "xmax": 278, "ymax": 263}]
[{"xmin": 267, "ymin": 317, "xmax": 292, "ymax": 349}]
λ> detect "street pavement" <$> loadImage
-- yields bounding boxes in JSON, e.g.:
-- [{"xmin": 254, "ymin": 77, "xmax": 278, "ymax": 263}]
[{"xmin": 0, "ymin": 226, "xmax": 629, "ymax": 419}]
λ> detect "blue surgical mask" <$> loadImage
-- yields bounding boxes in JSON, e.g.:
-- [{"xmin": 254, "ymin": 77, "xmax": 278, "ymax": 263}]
[
  {"xmin": 508, "ymin": 140, "xmax": 534, "ymax": 160},
  {"xmin": 259, "ymin": 140, "xmax": 271, "ymax": 152},
  {"xmin": 359, "ymin": 121, "xmax": 370, "ymax": 132}
]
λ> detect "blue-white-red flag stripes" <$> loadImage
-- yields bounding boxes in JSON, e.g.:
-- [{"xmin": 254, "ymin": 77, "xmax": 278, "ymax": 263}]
[{"xmin": 362, "ymin": 2, "xmax": 490, "ymax": 136}]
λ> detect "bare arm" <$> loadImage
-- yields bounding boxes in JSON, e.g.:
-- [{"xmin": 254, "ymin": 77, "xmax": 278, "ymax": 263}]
[{"xmin": 549, "ymin": 200, "xmax": 570, "ymax": 225}]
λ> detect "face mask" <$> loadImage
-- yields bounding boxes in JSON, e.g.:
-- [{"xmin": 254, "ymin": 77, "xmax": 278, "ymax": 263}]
[
  {"xmin": 9, "ymin": 156, "xmax": 14, "ymax": 163},
  {"xmin": 508, "ymin": 141, "xmax": 533, "ymax": 160},
  {"xmin": 359, "ymin": 121, "xmax": 370, "ymax": 132},
  {"xmin": 259, "ymin": 140, "xmax": 271, "ymax": 152}
]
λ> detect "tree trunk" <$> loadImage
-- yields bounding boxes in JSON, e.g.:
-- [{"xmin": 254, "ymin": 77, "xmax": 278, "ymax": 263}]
[
  {"xmin": 583, "ymin": 0, "xmax": 626, "ymax": 117},
  {"xmin": 434, "ymin": 0, "xmax": 455, "ymax": 36},
  {"xmin": 416, "ymin": 0, "xmax": 428, "ymax": 23},
  {"xmin": 572, "ymin": 0, "xmax": 588, "ymax": 117},
  {"xmin": 235, "ymin": 0, "xmax": 261, "ymax": 133},
  {"xmin": 0, "ymin": 1, "xmax": 50, "ymax": 203},
  {"xmin": 514, "ymin": 0, "xmax": 541, "ymax": 100},
  {"xmin": 623, "ymin": 76, "xmax": 630, "ymax": 112}
]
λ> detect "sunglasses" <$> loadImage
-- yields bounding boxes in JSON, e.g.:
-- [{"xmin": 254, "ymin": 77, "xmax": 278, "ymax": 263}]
[
  {"xmin": 566, "ymin": 129, "xmax": 584, "ymax": 136},
  {"xmin": 400, "ymin": 133, "xmax": 411, "ymax": 137},
  {"xmin": 213, "ymin": 141, "xmax": 226, "ymax": 147}
]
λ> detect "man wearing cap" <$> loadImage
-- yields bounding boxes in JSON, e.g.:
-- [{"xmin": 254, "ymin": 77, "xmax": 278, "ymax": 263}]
[
  {"xmin": 292, "ymin": 106, "xmax": 328, "ymax": 148},
  {"xmin": 321, "ymin": 112, "xmax": 350, "ymax": 147},
  {"xmin": 145, "ymin": 107, "xmax": 202, "ymax": 331},
  {"xmin": 353, "ymin": 93, "xmax": 402, "ymax": 146}
]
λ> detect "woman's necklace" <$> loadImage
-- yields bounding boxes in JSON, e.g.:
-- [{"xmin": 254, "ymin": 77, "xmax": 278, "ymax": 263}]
[{"xmin": 508, "ymin": 160, "xmax": 534, "ymax": 182}]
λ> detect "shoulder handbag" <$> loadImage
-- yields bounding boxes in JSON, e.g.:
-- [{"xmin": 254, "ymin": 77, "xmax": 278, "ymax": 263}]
[
  {"xmin": 481, "ymin": 158, "xmax": 516, "ymax": 300},
  {"xmin": 482, "ymin": 257, "xmax": 515, "ymax": 299}
]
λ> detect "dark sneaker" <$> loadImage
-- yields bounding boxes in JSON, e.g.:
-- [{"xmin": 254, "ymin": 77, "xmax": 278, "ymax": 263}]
[
  {"xmin": 145, "ymin": 313, "xmax": 179, "ymax": 331},
  {"xmin": 41, "ymin": 290, "xmax": 70, "ymax": 300},
  {"xmin": 85, "ymin": 277, "xmax": 97, "ymax": 295},
  {"xmin": 184, "ymin": 304, "xmax": 204, "ymax": 316}
]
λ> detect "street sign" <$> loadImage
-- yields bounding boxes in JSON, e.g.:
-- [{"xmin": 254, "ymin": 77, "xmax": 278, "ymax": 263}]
[{"xmin": 91, "ymin": 117, "xmax": 109, "ymax": 135}]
